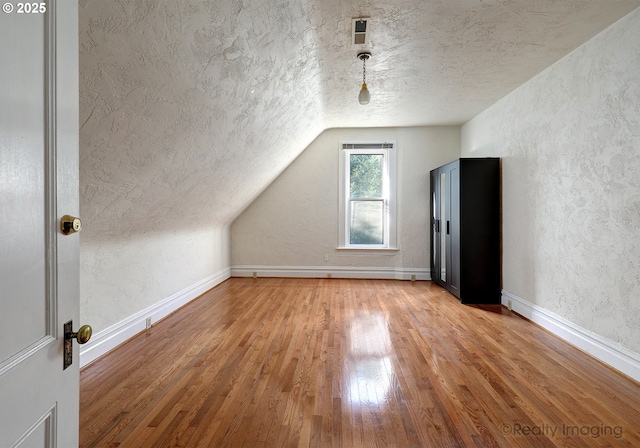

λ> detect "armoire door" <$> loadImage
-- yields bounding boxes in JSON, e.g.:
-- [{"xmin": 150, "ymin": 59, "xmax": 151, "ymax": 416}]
[
  {"xmin": 441, "ymin": 167, "xmax": 451, "ymax": 288},
  {"xmin": 448, "ymin": 162, "xmax": 460, "ymax": 294},
  {"xmin": 431, "ymin": 160, "xmax": 460, "ymax": 296},
  {"xmin": 430, "ymin": 171, "xmax": 440, "ymax": 284}
]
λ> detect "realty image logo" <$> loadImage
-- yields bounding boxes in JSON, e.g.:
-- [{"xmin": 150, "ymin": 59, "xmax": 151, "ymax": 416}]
[{"xmin": 501, "ymin": 422, "xmax": 624, "ymax": 439}]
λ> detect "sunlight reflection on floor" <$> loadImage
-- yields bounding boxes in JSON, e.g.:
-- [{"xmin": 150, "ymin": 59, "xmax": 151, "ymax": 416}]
[{"xmin": 346, "ymin": 311, "xmax": 395, "ymax": 408}]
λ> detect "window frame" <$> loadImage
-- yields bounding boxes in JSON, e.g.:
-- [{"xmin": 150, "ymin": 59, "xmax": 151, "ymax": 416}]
[{"xmin": 338, "ymin": 142, "xmax": 397, "ymax": 250}]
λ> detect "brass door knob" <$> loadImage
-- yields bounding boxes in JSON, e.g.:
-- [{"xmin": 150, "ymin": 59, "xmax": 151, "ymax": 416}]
[
  {"xmin": 67, "ymin": 324, "xmax": 92, "ymax": 344},
  {"xmin": 63, "ymin": 322, "xmax": 92, "ymax": 369},
  {"xmin": 61, "ymin": 215, "xmax": 82, "ymax": 235}
]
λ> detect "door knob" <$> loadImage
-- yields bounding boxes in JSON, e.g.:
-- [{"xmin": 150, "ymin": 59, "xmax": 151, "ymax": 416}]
[
  {"xmin": 67, "ymin": 324, "xmax": 92, "ymax": 344},
  {"xmin": 61, "ymin": 215, "xmax": 82, "ymax": 235},
  {"xmin": 63, "ymin": 321, "xmax": 92, "ymax": 369}
]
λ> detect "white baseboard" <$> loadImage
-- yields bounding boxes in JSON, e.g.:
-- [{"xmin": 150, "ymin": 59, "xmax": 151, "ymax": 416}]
[
  {"xmin": 231, "ymin": 265, "xmax": 431, "ymax": 281},
  {"xmin": 502, "ymin": 290, "xmax": 640, "ymax": 382},
  {"xmin": 79, "ymin": 268, "xmax": 231, "ymax": 368}
]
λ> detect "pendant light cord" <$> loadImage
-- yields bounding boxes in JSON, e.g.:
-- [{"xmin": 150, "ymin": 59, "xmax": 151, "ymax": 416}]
[{"xmin": 362, "ymin": 56, "xmax": 367, "ymax": 84}]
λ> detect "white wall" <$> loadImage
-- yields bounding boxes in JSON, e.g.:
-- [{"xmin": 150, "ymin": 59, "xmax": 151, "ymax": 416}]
[
  {"xmin": 80, "ymin": 227, "xmax": 230, "ymax": 333},
  {"xmin": 231, "ymin": 126, "xmax": 460, "ymax": 278},
  {"xmin": 462, "ymin": 9, "xmax": 640, "ymax": 355}
]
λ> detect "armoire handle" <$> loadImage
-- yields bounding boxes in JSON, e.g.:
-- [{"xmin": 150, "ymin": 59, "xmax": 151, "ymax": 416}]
[{"xmin": 446, "ymin": 221, "xmax": 450, "ymax": 235}]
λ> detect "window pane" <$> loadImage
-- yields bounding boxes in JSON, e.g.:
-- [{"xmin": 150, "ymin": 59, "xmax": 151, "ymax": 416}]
[
  {"xmin": 350, "ymin": 201, "xmax": 383, "ymax": 244},
  {"xmin": 350, "ymin": 154, "xmax": 383, "ymax": 198}
]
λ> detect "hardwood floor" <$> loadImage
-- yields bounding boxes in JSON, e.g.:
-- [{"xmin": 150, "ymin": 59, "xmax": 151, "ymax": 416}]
[{"xmin": 80, "ymin": 278, "xmax": 640, "ymax": 447}]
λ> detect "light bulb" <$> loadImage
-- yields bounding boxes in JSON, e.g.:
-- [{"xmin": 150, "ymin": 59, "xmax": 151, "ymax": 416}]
[{"xmin": 358, "ymin": 83, "xmax": 370, "ymax": 105}]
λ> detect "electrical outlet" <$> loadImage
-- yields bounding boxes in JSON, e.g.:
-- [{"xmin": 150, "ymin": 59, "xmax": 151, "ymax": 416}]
[
  {"xmin": 507, "ymin": 300, "xmax": 512, "ymax": 311},
  {"xmin": 324, "ymin": 253, "xmax": 329, "ymax": 262},
  {"xmin": 146, "ymin": 317, "xmax": 152, "ymax": 329}
]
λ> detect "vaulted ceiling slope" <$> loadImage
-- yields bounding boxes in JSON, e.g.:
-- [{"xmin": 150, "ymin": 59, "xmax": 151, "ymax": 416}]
[{"xmin": 79, "ymin": 0, "xmax": 640, "ymax": 239}]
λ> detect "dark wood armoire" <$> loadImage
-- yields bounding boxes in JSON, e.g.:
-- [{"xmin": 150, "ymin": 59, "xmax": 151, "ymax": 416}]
[{"xmin": 430, "ymin": 158, "xmax": 501, "ymax": 304}]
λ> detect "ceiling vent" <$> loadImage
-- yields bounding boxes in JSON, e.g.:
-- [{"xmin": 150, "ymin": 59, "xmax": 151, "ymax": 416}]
[{"xmin": 352, "ymin": 18, "xmax": 369, "ymax": 45}]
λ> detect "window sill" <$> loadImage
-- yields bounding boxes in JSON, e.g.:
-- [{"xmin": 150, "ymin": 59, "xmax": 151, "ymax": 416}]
[{"xmin": 336, "ymin": 247, "xmax": 399, "ymax": 254}]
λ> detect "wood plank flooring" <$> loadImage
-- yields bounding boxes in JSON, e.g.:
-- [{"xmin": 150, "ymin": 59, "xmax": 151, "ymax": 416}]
[{"xmin": 80, "ymin": 278, "xmax": 640, "ymax": 447}]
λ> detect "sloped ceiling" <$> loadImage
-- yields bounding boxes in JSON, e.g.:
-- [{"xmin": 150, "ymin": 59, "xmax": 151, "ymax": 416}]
[{"xmin": 79, "ymin": 0, "xmax": 640, "ymax": 240}]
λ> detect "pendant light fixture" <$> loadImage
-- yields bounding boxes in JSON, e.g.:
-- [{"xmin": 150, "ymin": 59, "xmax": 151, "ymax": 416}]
[{"xmin": 357, "ymin": 51, "xmax": 371, "ymax": 105}]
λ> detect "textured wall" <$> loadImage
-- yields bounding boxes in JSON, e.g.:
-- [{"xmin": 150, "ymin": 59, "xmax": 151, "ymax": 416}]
[
  {"xmin": 80, "ymin": 227, "xmax": 229, "ymax": 332},
  {"xmin": 231, "ymin": 126, "xmax": 460, "ymax": 271},
  {"xmin": 78, "ymin": 0, "xmax": 324, "ymax": 332},
  {"xmin": 461, "ymin": 9, "xmax": 640, "ymax": 353},
  {"xmin": 79, "ymin": 0, "xmax": 326, "ymax": 235}
]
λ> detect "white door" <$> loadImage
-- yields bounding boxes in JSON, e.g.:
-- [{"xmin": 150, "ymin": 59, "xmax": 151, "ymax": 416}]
[{"xmin": 1, "ymin": 0, "xmax": 81, "ymax": 446}]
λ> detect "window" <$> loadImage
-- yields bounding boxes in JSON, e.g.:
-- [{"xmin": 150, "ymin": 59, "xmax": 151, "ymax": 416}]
[{"xmin": 339, "ymin": 143, "xmax": 397, "ymax": 249}]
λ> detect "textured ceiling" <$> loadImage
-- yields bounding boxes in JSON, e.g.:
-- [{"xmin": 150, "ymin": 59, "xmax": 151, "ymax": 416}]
[
  {"xmin": 321, "ymin": 0, "xmax": 640, "ymax": 127},
  {"xmin": 79, "ymin": 0, "xmax": 640, "ymax": 238}
]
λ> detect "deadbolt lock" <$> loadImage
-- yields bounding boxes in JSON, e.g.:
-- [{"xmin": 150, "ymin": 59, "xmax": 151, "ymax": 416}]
[{"xmin": 61, "ymin": 215, "xmax": 82, "ymax": 235}]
